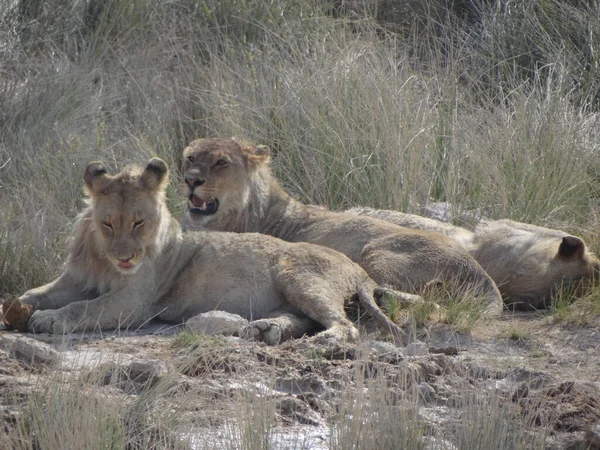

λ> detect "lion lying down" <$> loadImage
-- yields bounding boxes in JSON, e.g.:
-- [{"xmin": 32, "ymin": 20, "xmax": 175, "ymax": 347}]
[
  {"xmin": 179, "ymin": 137, "xmax": 503, "ymax": 317},
  {"xmin": 20, "ymin": 158, "xmax": 403, "ymax": 344},
  {"xmin": 346, "ymin": 207, "xmax": 600, "ymax": 310}
]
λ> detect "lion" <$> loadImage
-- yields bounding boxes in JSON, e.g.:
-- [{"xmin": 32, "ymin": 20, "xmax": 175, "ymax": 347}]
[
  {"xmin": 345, "ymin": 206, "xmax": 474, "ymax": 248},
  {"xmin": 345, "ymin": 207, "xmax": 600, "ymax": 310},
  {"xmin": 179, "ymin": 137, "xmax": 503, "ymax": 317},
  {"xmin": 19, "ymin": 157, "xmax": 404, "ymax": 344}
]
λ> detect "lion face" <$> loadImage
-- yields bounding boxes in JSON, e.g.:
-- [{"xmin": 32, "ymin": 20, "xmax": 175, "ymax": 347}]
[
  {"xmin": 84, "ymin": 158, "xmax": 169, "ymax": 274},
  {"xmin": 181, "ymin": 138, "xmax": 270, "ymax": 224}
]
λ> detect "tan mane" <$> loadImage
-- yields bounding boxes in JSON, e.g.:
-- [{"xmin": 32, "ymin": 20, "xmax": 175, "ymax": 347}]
[{"xmin": 180, "ymin": 137, "xmax": 504, "ymax": 317}]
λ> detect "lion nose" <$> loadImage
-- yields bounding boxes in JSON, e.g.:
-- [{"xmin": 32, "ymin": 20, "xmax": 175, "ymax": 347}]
[{"xmin": 185, "ymin": 176, "xmax": 205, "ymax": 188}]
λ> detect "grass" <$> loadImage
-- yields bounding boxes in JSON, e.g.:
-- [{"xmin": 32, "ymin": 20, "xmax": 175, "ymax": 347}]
[
  {"xmin": 5, "ymin": 357, "xmax": 190, "ymax": 450},
  {"xmin": 2, "ymin": 0, "xmax": 600, "ymax": 446},
  {"xmin": 415, "ymin": 280, "xmax": 490, "ymax": 333},
  {"xmin": 2, "ymin": 0, "xmax": 600, "ymax": 292},
  {"xmin": 551, "ymin": 285, "xmax": 600, "ymax": 325},
  {"xmin": 440, "ymin": 295, "xmax": 488, "ymax": 333},
  {"xmin": 503, "ymin": 324, "xmax": 534, "ymax": 345},
  {"xmin": 170, "ymin": 329, "xmax": 204, "ymax": 349}
]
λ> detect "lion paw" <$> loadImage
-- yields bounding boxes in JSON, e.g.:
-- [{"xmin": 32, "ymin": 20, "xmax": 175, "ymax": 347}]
[
  {"xmin": 29, "ymin": 310, "xmax": 67, "ymax": 334},
  {"xmin": 242, "ymin": 320, "xmax": 282, "ymax": 345},
  {"xmin": 313, "ymin": 324, "xmax": 359, "ymax": 345}
]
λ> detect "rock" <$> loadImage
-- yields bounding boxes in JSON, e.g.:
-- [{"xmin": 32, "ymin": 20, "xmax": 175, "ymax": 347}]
[
  {"xmin": 426, "ymin": 324, "xmax": 473, "ymax": 350},
  {"xmin": 365, "ymin": 340, "xmax": 405, "ymax": 363},
  {"xmin": 406, "ymin": 341, "xmax": 429, "ymax": 357},
  {"xmin": 127, "ymin": 359, "xmax": 170, "ymax": 386},
  {"xmin": 366, "ymin": 340, "xmax": 397, "ymax": 355},
  {"xmin": 89, "ymin": 358, "xmax": 177, "ymax": 394},
  {"xmin": 276, "ymin": 396, "xmax": 323, "ymax": 426},
  {"xmin": 584, "ymin": 423, "xmax": 600, "ymax": 449},
  {"xmin": 428, "ymin": 345, "xmax": 459, "ymax": 356},
  {"xmin": 0, "ymin": 334, "xmax": 59, "ymax": 367},
  {"xmin": 185, "ymin": 311, "xmax": 247, "ymax": 336},
  {"xmin": 418, "ymin": 382, "xmax": 436, "ymax": 403},
  {"xmin": 275, "ymin": 374, "xmax": 327, "ymax": 396},
  {"xmin": 421, "ymin": 202, "xmax": 454, "ymax": 222}
]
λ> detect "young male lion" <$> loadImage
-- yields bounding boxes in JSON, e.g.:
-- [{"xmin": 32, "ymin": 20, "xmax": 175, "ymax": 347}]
[
  {"xmin": 346, "ymin": 207, "xmax": 600, "ymax": 310},
  {"xmin": 179, "ymin": 137, "xmax": 503, "ymax": 317},
  {"xmin": 19, "ymin": 157, "xmax": 404, "ymax": 344}
]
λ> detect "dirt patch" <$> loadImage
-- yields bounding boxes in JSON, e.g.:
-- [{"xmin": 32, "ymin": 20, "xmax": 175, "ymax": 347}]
[{"xmin": 0, "ymin": 314, "xmax": 598, "ymax": 448}]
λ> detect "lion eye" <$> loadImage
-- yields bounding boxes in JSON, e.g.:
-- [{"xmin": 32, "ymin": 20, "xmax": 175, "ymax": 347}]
[
  {"xmin": 187, "ymin": 155, "xmax": 195, "ymax": 163},
  {"xmin": 102, "ymin": 221, "xmax": 113, "ymax": 230},
  {"xmin": 133, "ymin": 220, "xmax": 145, "ymax": 229},
  {"xmin": 215, "ymin": 159, "xmax": 228, "ymax": 167}
]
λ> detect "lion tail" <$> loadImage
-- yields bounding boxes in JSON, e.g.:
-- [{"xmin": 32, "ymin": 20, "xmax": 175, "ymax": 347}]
[{"xmin": 358, "ymin": 281, "xmax": 405, "ymax": 346}]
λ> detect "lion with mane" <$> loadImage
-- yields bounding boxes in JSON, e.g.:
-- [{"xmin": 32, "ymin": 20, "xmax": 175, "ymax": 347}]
[
  {"xmin": 20, "ymin": 157, "xmax": 403, "ymax": 344},
  {"xmin": 179, "ymin": 137, "xmax": 503, "ymax": 317}
]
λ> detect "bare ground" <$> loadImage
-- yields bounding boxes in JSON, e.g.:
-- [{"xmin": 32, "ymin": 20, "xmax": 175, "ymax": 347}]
[{"xmin": 0, "ymin": 313, "xmax": 599, "ymax": 449}]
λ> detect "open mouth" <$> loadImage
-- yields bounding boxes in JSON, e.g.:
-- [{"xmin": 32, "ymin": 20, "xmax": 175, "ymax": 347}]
[
  {"xmin": 118, "ymin": 261, "xmax": 134, "ymax": 269},
  {"xmin": 188, "ymin": 195, "xmax": 219, "ymax": 216}
]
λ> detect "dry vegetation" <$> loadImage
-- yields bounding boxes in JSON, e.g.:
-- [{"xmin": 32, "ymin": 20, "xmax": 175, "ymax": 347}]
[{"xmin": 2, "ymin": 0, "xmax": 600, "ymax": 448}]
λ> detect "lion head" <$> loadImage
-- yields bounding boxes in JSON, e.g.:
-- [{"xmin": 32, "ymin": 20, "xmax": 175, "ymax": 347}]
[
  {"xmin": 181, "ymin": 137, "xmax": 271, "ymax": 227},
  {"xmin": 471, "ymin": 220, "xmax": 600, "ymax": 309},
  {"xmin": 82, "ymin": 157, "xmax": 170, "ymax": 275}
]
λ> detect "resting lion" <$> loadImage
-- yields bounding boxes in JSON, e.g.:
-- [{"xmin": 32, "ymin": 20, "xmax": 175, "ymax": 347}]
[
  {"xmin": 20, "ymin": 158, "xmax": 404, "ymax": 344},
  {"xmin": 346, "ymin": 207, "xmax": 600, "ymax": 310},
  {"xmin": 179, "ymin": 137, "xmax": 503, "ymax": 317}
]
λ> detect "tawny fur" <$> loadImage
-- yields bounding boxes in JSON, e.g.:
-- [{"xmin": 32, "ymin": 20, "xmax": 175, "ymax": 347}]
[
  {"xmin": 345, "ymin": 207, "xmax": 600, "ymax": 310},
  {"xmin": 21, "ymin": 158, "xmax": 403, "ymax": 344},
  {"xmin": 179, "ymin": 137, "xmax": 503, "ymax": 317}
]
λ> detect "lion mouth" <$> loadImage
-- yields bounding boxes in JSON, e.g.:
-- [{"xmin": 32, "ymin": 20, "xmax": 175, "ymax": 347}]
[{"xmin": 189, "ymin": 195, "xmax": 219, "ymax": 216}]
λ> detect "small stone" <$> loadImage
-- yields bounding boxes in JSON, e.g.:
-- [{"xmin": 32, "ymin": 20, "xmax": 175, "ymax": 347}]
[
  {"xmin": 127, "ymin": 359, "xmax": 169, "ymax": 385},
  {"xmin": 428, "ymin": 346, "xmax": 459, "ymax": 356},
  {"xmin": 406, "ymin": 341, "xmax": 429, "ymax": 357},
  {"xmin": 185, "ymin": 311, "xmax": 248, "ymax": 336},
  {"xmin": 366, "ymin": 340, "xmax": 397, "ymax": 355},
  {"xmin": 0, "ymin": 334, "xmax": 59, "ymax": 367},
  {"xmin": 365, "ymin": 340, "xmax": 404, "ymax": 363},
  {"xmin": 584, "ymin": 424, "xmax": 600, "ymax": 449},
  {"xmin": 275, "ymin": 374, "xmax": 327, "ymax": 396},
  {"xmin": 418, "ymin": 382, "xmax": 436, "ymax": 403}
]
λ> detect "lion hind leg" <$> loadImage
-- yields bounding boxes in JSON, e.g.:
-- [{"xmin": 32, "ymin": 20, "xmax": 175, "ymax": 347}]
[
  {"xmin": 361, "ymin": 282, "xmax": 406, "ymax": 345},
  {"xmin": 312, "ymin": 322, "xmax": 359, "ymax": 344},
  {"xmin": 243, "ymin": 312, "xmax": 315, "ymax": 345}
]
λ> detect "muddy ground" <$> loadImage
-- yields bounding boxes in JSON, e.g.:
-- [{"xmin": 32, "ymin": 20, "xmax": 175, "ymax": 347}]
[{"xmin": 0, "ymin": 312, "xmax": 599, "ymax": 449}]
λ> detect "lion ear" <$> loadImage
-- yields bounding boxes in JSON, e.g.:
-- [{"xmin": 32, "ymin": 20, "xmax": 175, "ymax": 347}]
[
  {"xmin": 247, "ymin": 145, "xmax": 270, "ymax": 167},
  {"xmin": 557, "ymin": 236, "xmax": 585, "ymax": 260},
  {"xmin": 183, "ymin": 139, "xmax": 204, "ymax": 157},
  {"xmin": 141, "ymin": 157, "xmax": 169, "ymax": 192},
  {"xmin": 84, "ymin": 161, "xmax": 109, "ymax": 195}
]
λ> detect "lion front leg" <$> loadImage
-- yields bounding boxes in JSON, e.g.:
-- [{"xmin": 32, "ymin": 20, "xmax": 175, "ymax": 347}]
[
  {"xmin": 20, "ymin": 272, "xmax": 90, "ymax": 311},
  {"xmin": 29, "ymin": 290, "xmax": 152, "ymax": 334}
]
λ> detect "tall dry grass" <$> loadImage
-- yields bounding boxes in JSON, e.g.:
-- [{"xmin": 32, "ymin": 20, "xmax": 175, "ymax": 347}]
[
  {"xmin": 0, "ymin": 1, "xmax": 597, "ymax": 447},
  {"xmin": 2, "ymin": 0, "xmax": 600, "ymax": 294}
]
